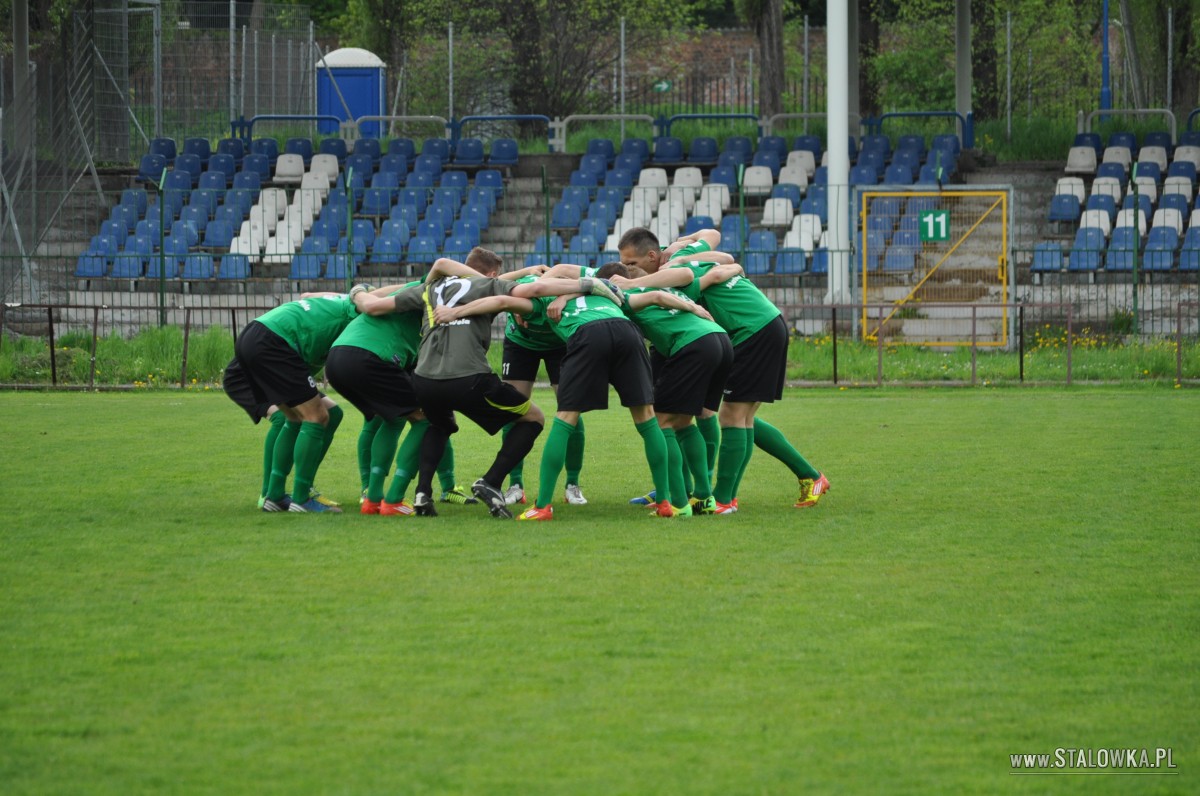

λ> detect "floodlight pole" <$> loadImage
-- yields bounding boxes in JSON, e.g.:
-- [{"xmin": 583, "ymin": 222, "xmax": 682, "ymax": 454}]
[{"xmin": 825, "ymin": 0, "xmax": 850, "ymax": 306}]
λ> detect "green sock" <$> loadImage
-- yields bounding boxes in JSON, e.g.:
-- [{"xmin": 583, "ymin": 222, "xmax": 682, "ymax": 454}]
[
  {"xmin": 291, "ymin": 421, "xmax": 327, "ymax": 504},
  {"xmin": 697, "ymin": 415, "xmax": 720, "ymax": 481},
  {"xmin": 565, "ymin": 415, "xmax": 585, "ymax": 486},
  {"xmin": 267, "ymin": 420, "xmax": 301, "ymax": 501},
  {"xmin": 501, "ymin": 422, "xmax": 523, "ymax": 487},
  {"xmin": 261, "ymin": 412, "xmax": 286, "ymax": 498},
  {"xmin": 730, "ymin": 426, "xmax": 755, "ymax": 502},
  {"xmin": 753, "ymin": 418, "xmax": 820, "ymax": 480},
  {"xmin": 535, "ymin": 418, "xmax": 575, "ymax": 508},
  {"xmin": 385, "ymin": 419, "xmax": 429, "ymax": 504},
  {"xmin": 662, "ymin": 428, "xmax": 688, "ymax": 509},
  {"xmin": 437, "ymin": 441, "xmax": 456, "ymax": 493},
  {"xmin": 357, "ymin": 416, "xmax": 383, "ymax": 490},
  {"xmin": 713, "ymin": 426, "xmax": 745, "ymax": 504},
  {"xmin": 635, "ymin": 417, "xmax": 671, "ymax": 506},
  {"xmin": 320, "ymin": 404, "xmax": 343, "ymax": 462},
  {"xmin": 367, "ymin": 417, "xmax": 405, "ymax": 502},
  {"xmin": 676, "ymin": 424, "xmax": 711, "ymax": 499}
]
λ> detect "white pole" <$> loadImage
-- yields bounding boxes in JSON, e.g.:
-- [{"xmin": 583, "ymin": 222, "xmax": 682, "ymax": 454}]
[
  {"xmin": 1005, "ymin": 11, "xmax": 1011, "ymax": 142},
  {"xmin": 803, "ymin": 15, "xmax": 809, "ymax": 133},
  {"xmin": 826, "ymin": 0, "xmax": 850, "ymax": 305},
  {"xmin": 448, "ymin": 22, "xmax": 454, "ymax": 124}
]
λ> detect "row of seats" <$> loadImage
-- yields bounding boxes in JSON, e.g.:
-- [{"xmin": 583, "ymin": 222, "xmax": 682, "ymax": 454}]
[
  {"xmin": 1064, "ymin": 129, "xmax": 1200, "ymax": 177},
  {"xmin": 1033, "ymin": 226, "xmax": 1200, "ymax": 273}
]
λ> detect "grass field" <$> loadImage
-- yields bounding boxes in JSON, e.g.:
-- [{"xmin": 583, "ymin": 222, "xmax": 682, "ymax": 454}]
[{"xmin": 1, "ymin": 388, "xmax": 1197, "ymax": 794}]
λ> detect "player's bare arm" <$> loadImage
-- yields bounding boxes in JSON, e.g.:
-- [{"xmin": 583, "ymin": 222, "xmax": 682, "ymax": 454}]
[
  {"xmin": 432, "ymin": 295, "xmax": 534, "ymax": 325},
  {"xmin": 609, "ymin": 266, "xmax": 694, "ymax": 290},
  {"xmin": 628, "ymin": 289, "xmax": 715, "ymax": 321},
  {"xmin": 698, "ymin": 263, "xmax": 745, "ymax": 290}
]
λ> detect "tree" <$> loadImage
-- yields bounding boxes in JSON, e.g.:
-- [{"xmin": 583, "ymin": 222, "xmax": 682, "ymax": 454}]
[{"xmin": 736, "ymin": 0, "xmax": 786, "ymax": 117}]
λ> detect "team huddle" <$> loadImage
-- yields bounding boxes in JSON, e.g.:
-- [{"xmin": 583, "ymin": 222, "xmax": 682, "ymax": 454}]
[{"xmin": 223, "ymin": 226, "xmax": 829, "ymax": 519}]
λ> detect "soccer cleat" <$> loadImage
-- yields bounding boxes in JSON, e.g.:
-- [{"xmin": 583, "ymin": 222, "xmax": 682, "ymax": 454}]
[
  {"xmin": 503, "ymin": 484, "xmax": 527, "ymax": 505},
  {"xmin": 628, "ymin": 489, "xmax": 657, "ymax": 505},
  {"xmin": 517, "ymin": 505, "xmax": 554, "ymax": 521},
  {"xmin": 675, "ymin": 503, "xmax": 693, "ymax": 517},
  {"xmin": 579, "ymin": 276, "xmax": 624, "ymax": 306},
  {"xmin": 413, "ymin": 492, "xmax": 438, "ymax": 517},
  {"xmin": 289, "ymin": 497, "xmax": 343, "ymax": 513},
  {"xmin": 440, "ymin": 485, "xmax": 480, "ymax": 504},
  {"xmin": 380, "ymin": 500, "xmax": 415, "ymax": 516},
  {"xmin": 471, "ymin": 478, "xmax": 513, "ymax": 519},
  {"xmin": 361, "ymin": 499, "xmax": 382, "ymax": 515},
  {"xmin": 261, "ymin": 496, "xmax": 292, "ymax": 512},
  {"xmin": 712, "ymin": 500, "xmax": 738, "ymax": 515},
  {"xmin": 696, "ymin": 496, "xmax": 718, "ymax": 515},
  {"xmin": 311, "ymin": 489, "xmax": 340, "ymax": 508},
  {"xmin": 359, "ymin": 489, "xmax": 368, "ymax": 505},
  {"xmin": 564, "ymin": 483, "xmax": 588, "ymax": 505},
  {"xmin": 795, "ymin": 473, "xmax": 830, "ymax": 508},
  {"xmin": 651, "ymin": 500, "xmax": 680, "ymax": 518},
  {"xmin": 257, "ymin": 495, "xmax": 267, "ymax": 510}
]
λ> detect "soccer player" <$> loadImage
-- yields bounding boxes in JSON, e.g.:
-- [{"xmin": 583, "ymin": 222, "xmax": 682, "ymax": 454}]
[
  {"xmin": 429, "ymin": 274, "xmax": 675, "ymax": 520},
  {"xmin": 498, "ymin": 263, "xmax": 595, "ymax": 507},
  {"xmin": 232, "ymin": 293, "xmax": 357, "ymax": 513},
  {"xmin": 610, "ymin": 252, "xmax": 830, "ymax": 512},
  {"xmin": 351, "ymin": 248, "xmax": 618, "ymax": 518},
  {"xmin": 221, "ymin": 357, "xmax": 341, "ymax": 510},
  {"xmin": 595, "ymin": 262, "xmax": 735, "ymax": 515}
]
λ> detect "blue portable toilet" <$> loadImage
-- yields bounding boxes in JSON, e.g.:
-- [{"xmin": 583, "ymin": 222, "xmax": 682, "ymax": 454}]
[{"xmin": 316, "ymin": 48, "xmax": 386, "ymax": 139}]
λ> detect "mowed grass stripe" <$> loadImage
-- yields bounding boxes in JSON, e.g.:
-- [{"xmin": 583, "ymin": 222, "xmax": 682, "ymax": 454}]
[{"xmin": 0, "ymin": 389, "xmax": 1196, "ymax": 795}]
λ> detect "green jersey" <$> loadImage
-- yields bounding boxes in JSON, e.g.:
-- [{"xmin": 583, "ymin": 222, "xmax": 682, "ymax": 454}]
[
  {"xmin": 503, "ymin": 275, "xmax": 563, "ymax": 351},
  {"xmin": 331, "ymin": 281, "xmax": 422, "ymax": 368},
  {"xmin": 550, "ymin": 293, "xmax": 630, "ymax": 342},
  {"xmin": 256, "ymin": 294, "xmax": 359, "ymax": 368},
  {"xmin": 623, "ymin": 286, "xmax": 725, "ymax": 356},
  {"xmin": 393, "ymin": 275, "xmax": 514, "ymax": 379},
  {"xmin": 670, "ymin": 263, "xmax": 781, "ymax": 345}
]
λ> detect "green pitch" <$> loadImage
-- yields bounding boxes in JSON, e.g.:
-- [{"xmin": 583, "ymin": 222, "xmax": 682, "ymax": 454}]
[{"xmin": 1, "ymin": 389, "xmax": 1196, "ymax": 794}]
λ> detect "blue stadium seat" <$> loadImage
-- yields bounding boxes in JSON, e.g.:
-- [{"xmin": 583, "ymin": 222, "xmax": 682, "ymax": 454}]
[
  {"xmin": 75, "ymin": 253, "xmax": 108, "ymax": 278},
  {"xmin": 603, "ymin": 168, "xmax": 634, "ymax": 199},
  {"xmin": 1108, "ymin": 131, "xmax": 1136, "ymax": 151},
  {"xmin": 525, "ymin": 233, "xmax": 565, "ymax": 266},
  {"xmin": 774, "ymin": 247, "xmax": 807, "ymax": 274},
  {"xmin": 198, "ymin": 170, "xmax": 226, "ymax": 192},
  {"xmin": 412, "ymin": 153, "xmax": 443, "ymax": 177},
  {"xmin": 752, "ymin": 149, "xmax": 781, "ymax": 178},
  {"xmin": 390, "ymin": 203, "xmax": 420, "ymax": 231},
  {"xmin": 1096, "ymin": 162, "xmax": 1126, "ymax": 181},
  {"xmin": 896, "ymin": 134, "xmax": 926, "ymax": 160},
  {"xmin": 453, "ymin": 137, "xmax": 485, "ymax": 167},
  {"xmin": 1133, "ymin": 161, "xmax": 1161, "ymax": 184},
  {"xmin": 378, "ymin": 153, "xmax": 408, "ymax": 179},
  {"xmin": 250, "ymin": 138, "xmax": 279, "ymax": 166},
  {"xmin": 1030, "ymin": 242, "xmax": 1064, "ymax": 273},
  {"xmin": 388, "ymin": 137, "xmax": 417, "ymax": 161},
  {"xmin": 289, "ymin": 252, "xmax": 325, "ymax": 280},
  {"xmin": 1048, "ymin": 194, "xmax": 1082, "ymax": 224},
  {"xmin": 1143, "ymin": 227, "xmax": 1179, "ymax": 271},
  {"xmin": 758, "ymin": 135, "xmax": 789, "ymax": 162},
  {"xmin": 586, "ymin": 137, "xmax": 616, "ymax": 166},
  {"xmin": 180, "ymin": 206, "xmax": 209, "ymax": 236},
  {"xmin": 345, "ymin": 153, "xmax": 374, "ymax": 180},
  {"xmin": 216, "ymin": 137, "xmax": 245, "ymax": 166},
  {"xmin": 1071, "ymin": 132, "xmax": 1102, "ymax": 159},
  {"xmin": 354, "ymin": 138, "xmax": 382, "ymax": 165},
  {"xmin": 1069, "ymin": 227, "xmax": 1106, "ymax": 271},
  {"xmin": 182, "ymin": 253, "xmax": 215, "ymax": 280},
  {"xmin": 722, "ymin": 136, "xmax": 753, "ymax": 166},
  {"xmin": 240, "ymin": 154, "xmax": 270, "ymax": 187},
  {"xmin": 406, "ymin": 234, "xmax": 440, "ymax": 264},
  {"xmin": 182, "ymin": 137, "xmax": 211, "ymax": 168},
  {"xmin": 488, "ymin": 138, "xmax": 519, "ymax": 167},
  {"xmin": 421, "ymin": 137, "xmax": 450, "ymax": 164},
  {"xmin": 551, "ymin": 200, "xmax": 583, "ymax": 230},
  {"xmin": 360, "ymin": 187, "xmax": 396, "ymax": 218},
  {"xmin": 683, "ymin": 215, "xmax": 714, "ymax": 236},
  {"xmin": 452, "ymin": 218, "xmax": 480, "ymax": 247},
  {"xmin": 120, "ymin": 188, "xmax": 148, "ymax": 217},
  {"xmin": 1105, "ymin": 227, "xmax": 1140, "ymax": 271},
  {"xmin": 793, "ymin": 135, "xmax": 823, "ymax": 160},
  {"xmin": 284, "ymin": 137, "xmax": 314, "ymax": 166},
  {"xmin": 620, "ymin": 138, "xmax": 650, "ymax": 165},
  {"xmin": 136, "ymin": 154, "xmax": 166, "ymax": 185},
  {"xmin": 371, "ymin": 236, "xmax": 404, "ymax": 265},
  {"xmin": 203, "ymin": 219, "xmax": 235, "ymax": 250},
  {"xmin": 650, "ymin": 136, "xmax": 685, "ymax": 166},
  {"xmin": 588, "ymin": 199, "xmax": 618, "ymax": 228},
  {"xmin": 149, "ymin": 137, "xmax": 177, "ymax": 165},
  {"xmin": 218, "ymin": 253, "xmax": 251, "ymax": 279},
  {"xmin": 318, "ymin": 137, "xmax": 348, "ymax": 164},
  {"xmin": 475, "ymin": 169, "xmax": 504, "ymax": 201},
  {"xmin": 579, "ymin": 153, "xmax": 609, "ymax": 179},
  {"xmin": 744, "ymin": 230, "xmax": 777, "ymax": 275},
  {"xmin": 687, "ymin": 137, "xmax": 719, "ymax": 166},
  {"xmin": 883, "ymin": 163, "xmax": 914, "ymax": 185},
  {"xmin": 614, "ymin": 152, "xmax": 643, "ymax": 179},
  {"xmin": 1166, "ymin": 160, "xmax": 1197, "ymax": 184},
  {"xmin": 708, "ymin": 165, "xmax": 739, "ymax": 196},
  {"xmin": 567, "ymin": 233, "xmax": 600, "ymax": 267},
  {"xmin": 460, "ymin": 202, "xmax": 490, "ymax": 232},
  {"xmin": 336, "ymin": 236, "xmax": 369, "ymax": 267}
]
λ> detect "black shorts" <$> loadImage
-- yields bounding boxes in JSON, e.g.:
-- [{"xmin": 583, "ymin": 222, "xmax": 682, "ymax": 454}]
[
  {"xmin": 725, "ymin": 314, "xmax": 789, "ymax": 404},
  {"xmin": 556, "ymin": 318, "xmax": 655, "ymax": 412},
  {"xmin": 325, "ymin": 345, "xmax": 420, "ymax": 422},
  {"xmin": 502, "ymin": 337, "xmax": 566, "ymax": 384},
  {"xmin": 222, "ymin": 357, "xmax": 272, "ymax": 423},
  {"xmin": 232, "ymin": 321, "xmax": 320, "ymax": 409},
  {"xmin": 412, "ymin": 372, "xmax": 533, "ymax": 436},
  {"xmin": 655, "ymin": 332, "xmax": 734, "ymax": 416}
]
